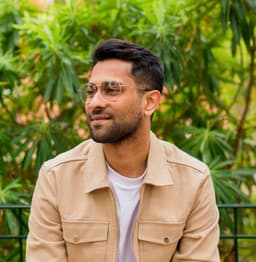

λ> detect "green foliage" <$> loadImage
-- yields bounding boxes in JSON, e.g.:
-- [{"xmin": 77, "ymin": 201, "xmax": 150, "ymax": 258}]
[
  {"xmin": 0, "ymin": 178, "xmax": 23, "ymax": 204},
  {"xmin": 0, "ymin": 178, "xmax": 29, "ymax": 259},
  {"xmin": 0, "ymin": 0, "xmax": 255, "ymax": 260},
  {"xmin": 221, "ymin": 0, "xmax": 256, "ymax": 55},
  {"xmin": 0, "ymin": 0, "xmax": 27, "ymax": 52}
]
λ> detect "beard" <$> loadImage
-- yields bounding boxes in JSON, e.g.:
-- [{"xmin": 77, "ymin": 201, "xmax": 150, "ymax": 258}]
[{"xmin": 87, "ymin": 109, "xmax": 144, "ymax": 144}]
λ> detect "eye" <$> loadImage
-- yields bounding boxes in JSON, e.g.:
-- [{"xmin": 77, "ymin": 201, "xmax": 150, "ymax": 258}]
[
  {"xmin": 103, "ymin": 81, "xmax": 121, "ymax": 96},
  {"xmin": 86, "ymin": 83, "xmax": 97, "ymax": 97}
]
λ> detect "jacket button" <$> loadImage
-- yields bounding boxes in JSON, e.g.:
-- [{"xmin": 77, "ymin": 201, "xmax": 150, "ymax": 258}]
[
  {"xmin": 163, "ymin": 236, "xmax": 170, "ymax": 243},
  {"xmin": 73, "ymin": 234, "xmax": 79, "ymax": 242}
]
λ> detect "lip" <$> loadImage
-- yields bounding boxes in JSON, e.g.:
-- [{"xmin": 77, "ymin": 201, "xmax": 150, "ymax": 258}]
[
  {"xmin": 91, "ymin": 118, "xmax": 109, "ymax": 123},
  {"xmin": 89, "ymin": 119, "xmax": 110, "ymax": 128},
  {"xmin": 89, "ymin": 115, "xmax": 111, "ymax": 125},
  {"xmin": 90, "ymin": 115, "xmax": 111, "ymax": 121}
]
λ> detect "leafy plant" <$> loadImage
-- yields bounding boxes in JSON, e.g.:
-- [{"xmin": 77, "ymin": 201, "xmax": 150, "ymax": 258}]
[
  {"xmin": 0, "ymin": 0, "xmax": 255, "ymax": 260},
  {"xmin": 0, "ymin": 178, "xmax": 28, "ymax": 234}
]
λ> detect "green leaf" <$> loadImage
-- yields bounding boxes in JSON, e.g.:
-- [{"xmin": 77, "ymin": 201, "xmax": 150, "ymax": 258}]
[
  {"xmin": 246, "ymin": 0, "xmax": 256, "ymax": 12},
  {"xmin": 56, "ymin": 73, "xmax": 63, "ymax": 104},
  {"xmin": 221, "ymin": 0, "xmax": 230, "ymax": 32},
  {"xmin": 23, "ymin": 141, "xmax": 38, "ymax": 169},
  {"xmin": 5, "ymin": 210, "xmax": 19, "ymax": 235},
  {"xmin": 43, "ymin": 68, "xmax": 55, "ymax": 102}
]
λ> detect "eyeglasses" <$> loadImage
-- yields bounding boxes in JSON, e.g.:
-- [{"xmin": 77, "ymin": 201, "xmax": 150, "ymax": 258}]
[{"xmin": 78, "ymin": 80, "xmax": 152, "ymax": 103}]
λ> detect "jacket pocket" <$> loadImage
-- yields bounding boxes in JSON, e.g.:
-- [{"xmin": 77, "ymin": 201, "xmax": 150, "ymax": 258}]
[
  {"xmin": 138, "ymin": 221, "xmax": 184, "ymax": 262},
  {"xmin": 62, "ymin": 220, "xmax": 108, "ymax": 262}
]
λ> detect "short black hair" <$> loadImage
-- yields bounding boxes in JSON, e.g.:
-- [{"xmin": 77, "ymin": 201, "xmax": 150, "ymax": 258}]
[{"xmin": 92, "ymin": 39, "xmax": 164, "ymax": 94}]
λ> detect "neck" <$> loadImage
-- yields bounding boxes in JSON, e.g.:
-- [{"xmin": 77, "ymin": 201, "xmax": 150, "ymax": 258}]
[{"xmin": 103, "ymin": 130, "xmax": 151, "ymax": 178}]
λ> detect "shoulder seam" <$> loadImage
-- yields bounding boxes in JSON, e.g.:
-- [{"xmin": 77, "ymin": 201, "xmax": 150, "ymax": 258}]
[
  {"xmin": 166, "ymin": 159, "xmax": 209, "ymax": 175},
  {"xmin": 44, "ymin": 157, "xmax": 88, "ymax": 170}
]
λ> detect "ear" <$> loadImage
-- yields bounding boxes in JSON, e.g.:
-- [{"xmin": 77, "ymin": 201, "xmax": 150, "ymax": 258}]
[{"xmin": 143, "ymin": 90, "xmax": 161, "ymax": 117}]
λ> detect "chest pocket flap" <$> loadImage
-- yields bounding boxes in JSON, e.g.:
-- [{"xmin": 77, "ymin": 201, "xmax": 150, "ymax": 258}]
[
  {"xmin": 138, "ymin": 221, "xmax": 184, "ymax": 245},
  {"xmin": 62, "ymin": 220, "xmax": 109, "ymax": 244}
]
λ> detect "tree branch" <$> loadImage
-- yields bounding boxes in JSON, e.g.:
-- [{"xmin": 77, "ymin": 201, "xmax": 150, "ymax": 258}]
[{"xmin": 233, "ymin": 40, "xmax": 256, "ymax": 156}]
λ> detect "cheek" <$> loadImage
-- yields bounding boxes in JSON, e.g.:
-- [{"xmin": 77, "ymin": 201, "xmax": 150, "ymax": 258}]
[
  {"xmin": 124, "ymin": 101, "xmax": 143, "ymax": 118},
  {"xmin": 85, "ymin": 102, "xmax": 95, "ymax": 114}
]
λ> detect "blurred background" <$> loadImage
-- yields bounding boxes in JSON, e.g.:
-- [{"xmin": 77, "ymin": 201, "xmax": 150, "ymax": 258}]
[{"xmin": 0, "ymin": 0, "xmax": 255, "ymax": 261}]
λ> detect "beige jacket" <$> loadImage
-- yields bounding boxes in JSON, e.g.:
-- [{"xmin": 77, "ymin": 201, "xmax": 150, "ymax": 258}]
[{"xmin": 26, "ymin": 132, "xmax": 220, "ymax": 261}]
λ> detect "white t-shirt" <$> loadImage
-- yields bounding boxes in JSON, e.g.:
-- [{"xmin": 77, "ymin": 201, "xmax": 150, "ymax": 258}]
[{"xmin": 107, "ymin": 164, "xmax": 146, "ymax": 262}]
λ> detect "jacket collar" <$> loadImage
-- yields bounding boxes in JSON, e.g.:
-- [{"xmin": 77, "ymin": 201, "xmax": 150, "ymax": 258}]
[
  {"xmin": 83, "ymin": 141, "xmax": 109, "ymax": 193},
  {"xmin": 143, "ymin": 132, "xmax": 173, "ymax": 186},
  {"xmin": 83, "ymin": 132, "xmax": 173, "ymax": 193}
]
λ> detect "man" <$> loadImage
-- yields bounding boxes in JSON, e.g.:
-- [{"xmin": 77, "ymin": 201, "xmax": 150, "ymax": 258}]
[{"xmin": 26, "ymin": 39, "xmax": 220, "ymax": 261}]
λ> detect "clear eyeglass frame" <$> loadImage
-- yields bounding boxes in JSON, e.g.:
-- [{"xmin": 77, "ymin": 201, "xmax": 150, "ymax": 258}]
[{"xmin": 78, "ymin": 80, "xmax": 152, "ymax": 103}]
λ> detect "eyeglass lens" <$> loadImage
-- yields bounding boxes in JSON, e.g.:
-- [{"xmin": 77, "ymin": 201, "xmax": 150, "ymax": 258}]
[{"xmin": 79, "ymin": 81, "xmax": 122, "ymax": 103}]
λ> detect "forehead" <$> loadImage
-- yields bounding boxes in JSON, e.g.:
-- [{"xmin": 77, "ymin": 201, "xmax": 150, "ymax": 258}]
[{"xmin": 89, "ymin": 59, "xmax": 135, "ymax": 84}]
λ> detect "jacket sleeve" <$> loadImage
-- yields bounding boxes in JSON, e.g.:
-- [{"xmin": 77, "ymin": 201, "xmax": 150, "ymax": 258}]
[
  {"xmin": 26, "ymin": 164, "xmax": 67, "ymax": 261},
  {"xmin": 172, "ymin": 170, "xmax": 220, "ymax": 262}
]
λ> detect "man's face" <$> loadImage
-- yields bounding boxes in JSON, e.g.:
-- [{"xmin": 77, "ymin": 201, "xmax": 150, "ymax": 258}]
[{"xmin": 85, "ymin": 59, "xmax": 145, "ymax": 143}]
